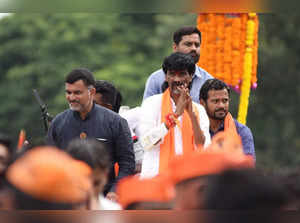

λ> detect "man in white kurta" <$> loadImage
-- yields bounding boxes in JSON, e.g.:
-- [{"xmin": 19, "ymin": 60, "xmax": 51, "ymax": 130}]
[{"xmin": 137, "ymin": 52, "xmax": 211, "ymax": 179}]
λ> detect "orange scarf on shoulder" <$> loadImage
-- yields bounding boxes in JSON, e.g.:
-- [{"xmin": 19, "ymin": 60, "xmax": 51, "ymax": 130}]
[
  {"xmin": 159, "ymin": 89, "xmax": 200, "ymax": 173},
  {"xmin": 224, "ymin": 112, "xmax": 238, "ymax": 135}
]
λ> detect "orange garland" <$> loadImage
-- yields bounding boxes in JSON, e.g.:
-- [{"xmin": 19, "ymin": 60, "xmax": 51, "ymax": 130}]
[{"xmin": 197, "ymin": 13, "xmax": 259, "ymax": 91}]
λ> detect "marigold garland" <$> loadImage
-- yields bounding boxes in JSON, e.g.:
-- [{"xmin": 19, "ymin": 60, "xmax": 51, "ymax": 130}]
[
  {"xmin": 237, "ymin": 13, "xmax": 257, "ymax": 124},
  {"xmin": 197, "ymin": 13, "xmax": 259, "ymax": 125},
  {"xmin": 197, "ymin": 13, "xmax": 259, "ymax": 91}
]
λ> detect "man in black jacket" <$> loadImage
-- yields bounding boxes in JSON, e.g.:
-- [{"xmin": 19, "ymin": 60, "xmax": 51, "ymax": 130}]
[{"xmin": 47, "ymin": 68, "xmax": 135, "ymax": 201}]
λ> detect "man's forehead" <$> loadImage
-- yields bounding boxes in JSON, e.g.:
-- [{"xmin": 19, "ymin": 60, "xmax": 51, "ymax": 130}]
[
  {"xmin": 180, "ymin": 33, "xmax": 200, "ymax": 42},
  {"xmin": 65, "ymin": 80, "xmax": 87, "ymax": 89},
  {"xmin": 208, "ymin": 89, "xmax": 229, "ymax": 98},
  {"xmin": 168, "ymin": 70, "xmax": 189, "ymax": 74}
]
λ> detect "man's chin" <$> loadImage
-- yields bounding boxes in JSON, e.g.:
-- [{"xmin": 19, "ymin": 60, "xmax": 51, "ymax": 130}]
[
  {"xmin": 213, "ymin": 114, "xmax": 227, "ymax": 120},
  {"xmin": 190, "ymin": 55, "xmax": 199, "ymax": 64},
  {"xmin": 171, "ymin": 87, "xmax": 181, "ymax": 95},
  {"xmin": 69, "ymin": 105, "xmax": 81, "ymax": 111}
]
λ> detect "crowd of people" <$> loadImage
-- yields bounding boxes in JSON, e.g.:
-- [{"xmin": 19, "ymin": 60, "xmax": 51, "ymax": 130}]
[{"xmin": 0, "ymin": 26, "xmax": 297, "ymax": 212}]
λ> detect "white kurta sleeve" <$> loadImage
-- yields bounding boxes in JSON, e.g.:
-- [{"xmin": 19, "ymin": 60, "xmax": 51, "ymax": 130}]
[
  {"xmin": 194, "ymin": 103, "xmax": 211, "ymax": 148},
  {"xmin": 136, "ymin": 95, "xmax": 168, "ymax": 151}
]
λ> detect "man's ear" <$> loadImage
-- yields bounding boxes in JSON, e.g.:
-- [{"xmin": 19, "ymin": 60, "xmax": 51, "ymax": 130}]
[
  {"xmin": 89, "ymin": 87, "xmax": 96, "ymax": 96},
  {"xmin": 172, "ymin": 42, "xmax": 178, "ymax": 52},
  {"xmin": 200, "ymin": 99, "xmax": 206, "ymax": 107}
]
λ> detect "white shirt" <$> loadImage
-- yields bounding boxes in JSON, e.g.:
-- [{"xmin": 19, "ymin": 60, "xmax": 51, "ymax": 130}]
[
  {"xmin": 120, "ymin": 106, "xmax": 141, "ymax": 137},
  {"xmin": 120, "ymin": 107, "xmax": 144, "ymax": 164},
  {"xmin": 97, "ymin": 195, "xmax": 122, "ymax": 210},
  {"xmin": 137, "ymin": 94, "xmax": 211, "ymax": 178}
]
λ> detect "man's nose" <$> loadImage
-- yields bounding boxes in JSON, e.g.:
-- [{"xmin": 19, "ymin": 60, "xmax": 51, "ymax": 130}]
[
  {"xmin": 217, "ymin": 101, "xmax": 226, "ymax": 108},
  {"xmin": 190, "ymin": 44, "xmax": 197, "ymax": 51},
  {"xmin": 173, "ymin": 75, "xmax": 182, "ymax": 82},
  {"xmin": 68, "ymin": 93, "xmax": 75, "ymax": 101}
]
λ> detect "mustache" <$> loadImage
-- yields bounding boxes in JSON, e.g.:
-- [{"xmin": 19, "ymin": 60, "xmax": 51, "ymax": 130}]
[
  {"xmin": 215, "ymin": 109, "xmax": 226, "ymax": 112},
  {"xmin": 172, "ymin": 81, "xmax": 186, "ymax": 87},
  {"xmin": 69, "ymin": 100, "xmax": 80, "ymax": 103},
  {"xmin": 189, "ymin": 51, "xmax": 198, "ymax": 56}
]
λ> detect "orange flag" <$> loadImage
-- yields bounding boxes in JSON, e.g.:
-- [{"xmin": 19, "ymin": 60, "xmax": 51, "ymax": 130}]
[{"xmin": 17, "ymin": 129, "xmax": 26, "ymax": 150}]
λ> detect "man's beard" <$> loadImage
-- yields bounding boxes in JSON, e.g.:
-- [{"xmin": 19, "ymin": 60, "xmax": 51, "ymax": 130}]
[
  {"xmin": 69, "ymin": 102, "xmax": 83, "ymax": 111},
  {"xmin": 213, "ymin": 109, "xmax": 228, "ymax": 120},
  {"xmin": 207, "ymin": 109, "xmax": 228, "ymax": 120},
  {"xmin": 189, "ymin": 52, "xmax": 200, "ymax": 64},
  {"xmin": 69, "ymin": 94, "xmax": 92, "ymax": 112},
  {"xmin": 170, "ymin": 81, "xmax": 189, "ymax": 95}
]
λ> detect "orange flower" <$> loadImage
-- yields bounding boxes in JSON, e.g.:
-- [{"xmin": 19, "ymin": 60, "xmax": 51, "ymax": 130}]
[{"xmin": 197, "ymin": 13, "xmax": 258, "ymax": 90}]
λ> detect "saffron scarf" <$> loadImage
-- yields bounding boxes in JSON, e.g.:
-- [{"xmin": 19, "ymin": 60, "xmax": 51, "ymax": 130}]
[
  {"xmin": 224, "ymin": 112, "xmax": 238, "ymax": 136},
  {"xmin": 159, "ymin": 89, "xmax": 200, "ymax": 173},
  {"xmin": 208, "ymin": 112, "xmax": 242, "ymax": 153}
]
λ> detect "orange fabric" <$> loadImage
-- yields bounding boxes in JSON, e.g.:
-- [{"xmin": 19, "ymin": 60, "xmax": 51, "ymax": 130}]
[
  {"xmin": 209, "ymin": 130, "xmax": 254, "ymax": 167},
  {"xmin": 169, "ymin": 130, "xmax": 254, "ymax": 185},
  {"xmin": 210, "ymin": 112, "xmax": 245, "ymax": 155},
  {"xmin": 17, "ymin": 129, "xmax": 26, "ymax": 150},
  {"xmin": 169, "ymin": 151, "xmax": 229, "ymax": 184},
  {"xmin": 117, "ymin": 174, "xmax": 175, "ymax": 209},
  {"xmin": 114, "ymin": 163, "xmax": 119, "ymax": 177},
  {"xmin": 224, "ymin": 112, "xmax": 238, "ymax": 135},
  {"xmin": 6, "ymin": 146, "xmax": 92, "ymax": 204},
  {"xmin": 159, "ymin": 88, "xmax": 200, "ymax": 173},
  {"xmin": 169, "ymin": 150, "xmax": 254, "ymax": 185}
]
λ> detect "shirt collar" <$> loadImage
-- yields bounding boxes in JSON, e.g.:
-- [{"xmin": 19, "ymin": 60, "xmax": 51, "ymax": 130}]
[
  {"xmin": 209, "ymin": 121, "xmax": 225, "ymax": 137},
  {"xmin": 194, "ymin": 65, "xmax": 202, "ymax": 79},
  {"xmin": 73, "ymin": 103, "xmax": 96, "ymax": 121}
]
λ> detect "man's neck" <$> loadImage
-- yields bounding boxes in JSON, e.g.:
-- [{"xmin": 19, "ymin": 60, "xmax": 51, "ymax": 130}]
[
  {"xmin": 79, "ymin": 102, "xmax": 93, "ymax": 120},
  {"xmin": 209, "ymin": 118, "xmax": 224, "ymax": 133},
  {"xmin": 171, "ymin": 94, "xmax": 180, "ymax": 105}
]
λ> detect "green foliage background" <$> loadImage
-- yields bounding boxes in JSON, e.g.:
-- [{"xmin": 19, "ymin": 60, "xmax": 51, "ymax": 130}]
[{"xmin": 0, "ymin": 13, "xmax": 298, "ymax": 170}]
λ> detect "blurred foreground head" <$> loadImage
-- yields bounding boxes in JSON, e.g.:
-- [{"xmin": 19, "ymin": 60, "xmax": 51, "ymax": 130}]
[
  {"xmin": 168, "ymin": 130, "xmax": 254, "ymax": 210},
  {"xmin": 203, "ymin": 168, "xmax": 289, "ymax": 210},
  {"xmin": 202, "ymin": 168, "xmax": 290, "ymax": 223},
  {"xmin": 0, "ymin": 133, "xmax": 14, "ymax": 174},
  {"xmin": 273, "ymin": 167, "xmax": 300, "ymax": 210},
  {"xmin": 67, "ymin": 138, "xmax": 110, "ymax": 194},
  {"xmin": 117, "ymin": 175, "xmax": 175, "ymax": 210},
  {"xmin": 6, "ymin": 146, "xmax": 92, "ymax": 210}
]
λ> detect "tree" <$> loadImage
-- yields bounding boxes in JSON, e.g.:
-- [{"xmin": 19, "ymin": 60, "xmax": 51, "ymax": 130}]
[{"xmin": 0, "ymin": 13, "xmax": 197, "ymax": 144}]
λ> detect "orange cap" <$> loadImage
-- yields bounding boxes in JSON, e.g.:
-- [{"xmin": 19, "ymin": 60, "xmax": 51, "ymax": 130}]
[
  {"xmin": 117, "ymin": 174, "xmax": 175, "ymax": 208},
  {"xmin": 6, "ymin": 146, "xmax": 92, "ymax": 204},
  {"xmin": 208, "ymin": 131, "xmax": 255, "ymax": 169},
  {"xmin": 169, "ymin": 131, "xmax": 255, "ymax": 185},
  {"xmin": 168, "ymin": 152, "xmax": 231, "ymax": 185}
]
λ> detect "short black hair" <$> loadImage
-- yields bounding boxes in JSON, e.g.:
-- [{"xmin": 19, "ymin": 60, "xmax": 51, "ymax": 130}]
[
  {"xmin": 161, "ymin": 52, "xmax": 195, "ymax": 92},
  {"xmin": 199, "ymin": 79, "xmax": 231, "ymax": 102},
  {"xmin": 173, "ymin": 26, "xmax": 201, "ymax": 45},
  {"xmin": 66, "ymin": 138, "xmax": 110, "ymax": 170},
  {"xmin": 162, "ymin": 52, "xmax": 195, "ymax": 75},
  {"xmin": 203, "ymin": 169, "xmax": 289, "ymax": 210},
  {"xmin": 65, "ymin": 68, "xmax": 95, "ymax": 87},
  {"xmin": 94, "ymin": 80, "xmax": 123, "ymax": 113}
]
